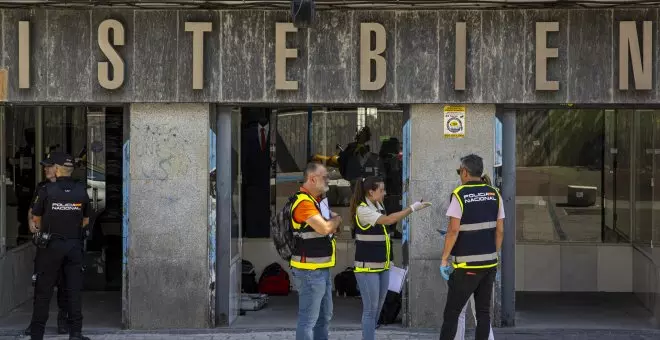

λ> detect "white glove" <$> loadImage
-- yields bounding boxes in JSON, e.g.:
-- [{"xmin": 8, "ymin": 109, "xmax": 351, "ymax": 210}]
[{"xmin": 410, "ymin": 201, "xmax": 432, "ymax": 212}]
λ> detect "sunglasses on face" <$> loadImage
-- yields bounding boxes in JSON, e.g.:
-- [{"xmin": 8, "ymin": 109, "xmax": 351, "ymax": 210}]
[{"xmin": 456, "ymin": 168, "xmax": 462, "ymax": 175}]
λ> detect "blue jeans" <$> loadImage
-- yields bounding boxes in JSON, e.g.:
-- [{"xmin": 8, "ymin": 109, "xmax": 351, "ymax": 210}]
[
  {"xmin": 355, "ymin": 271, "xmax": 390, "ymax": 340},
  {"xmin": 291, "ymin": 268, "xmax": 333, "ymax": 340}
]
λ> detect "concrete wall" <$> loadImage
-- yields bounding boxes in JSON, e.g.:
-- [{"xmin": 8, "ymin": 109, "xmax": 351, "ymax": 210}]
[
  {"xmin": 127, "ymin": 103, "xmax": 211, "ymax": 329},
  {"xmin": 517, "ymin": 243, "xmax": 632, "ymax": 292},
  {"xmin": 405, "ymin": 104, "xmax": 495, "ymax": 328},
  {"xmin": 0, "ymin": 244, "xmax": 35, "ymax": 317},
  {"xmin": 1, "ymin": 9, "xmax": 659, "ymax": 104},
  {"xmin": 633, "ymin": 247, "xmax": 660, "ymax": 326}
]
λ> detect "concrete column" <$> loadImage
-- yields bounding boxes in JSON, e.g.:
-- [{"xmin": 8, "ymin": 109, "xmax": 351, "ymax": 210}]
[
  {"xmin": 407, "ymin": 104, "xmax": 496, "ymax": 328},
  {"xmin": 127, "ymin": 103, "xmax": 211, "ymax": 329}
]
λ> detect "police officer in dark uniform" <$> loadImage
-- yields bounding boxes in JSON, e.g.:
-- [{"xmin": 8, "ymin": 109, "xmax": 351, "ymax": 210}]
[
  {"xmin": 24, "ymin": 154, "xmax": 70, "ymax": 336},
  {"xmin": 29, "ymin": 152, "xmax": 91, "ymax": 340},
  {"xmin": 438, "ymin": 154, "xmax": 505, "ymax": 340}
]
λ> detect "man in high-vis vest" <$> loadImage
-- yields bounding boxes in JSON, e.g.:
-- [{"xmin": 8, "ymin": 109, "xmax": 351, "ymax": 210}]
[
  {"xmin": 439, "ymin": 154, "xmax": 505, "ymax": 340},
  {"xmin": 290, "ymin": 162, "xmax": 343, "ymax": 340}
]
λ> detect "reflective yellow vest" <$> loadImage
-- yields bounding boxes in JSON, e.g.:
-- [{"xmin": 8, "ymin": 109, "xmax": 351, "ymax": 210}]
[
  {"xmin": 451, "ymin": 182, "xmax": 500, "ymax": 269},
  {"xmin": 289, "ymin": 192, "xmax": 336, "ymax": 270},
  {"xmin": 353, "ymin": 201, "xmax": 391, "ymax": 273}
]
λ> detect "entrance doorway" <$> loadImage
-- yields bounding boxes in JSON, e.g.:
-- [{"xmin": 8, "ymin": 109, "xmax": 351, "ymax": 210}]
[
  {"xmin": 0, "ymin": 105, "xmax": 125, "ymax": 331},
  {"xmin": 219, "ymin": 106, "xmax": 405, "ymax": 329}
]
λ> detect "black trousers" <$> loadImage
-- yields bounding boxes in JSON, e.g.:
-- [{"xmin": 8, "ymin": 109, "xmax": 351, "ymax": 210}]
[
  {"xmin": 439, "ymin": 267, "xmax": 497, "ymax": 340},
  {"xmin": 30, "ymin": 238, "xmax": 84, "ymax": 339},
  {"xmin": 32, "ymin": 248, "xmax": 68, "ymax": 316}
]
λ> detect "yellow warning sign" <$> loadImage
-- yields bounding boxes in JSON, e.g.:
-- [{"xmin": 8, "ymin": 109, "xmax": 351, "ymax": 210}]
[{"xmin": 444, "ymin": 105, "xmax": 465, "ymax": 138}]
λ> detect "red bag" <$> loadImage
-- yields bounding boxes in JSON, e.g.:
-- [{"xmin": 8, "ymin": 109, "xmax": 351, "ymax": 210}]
[{"xmin": 258, "ymin": 263, "xmax": 291, "ymax": 296}]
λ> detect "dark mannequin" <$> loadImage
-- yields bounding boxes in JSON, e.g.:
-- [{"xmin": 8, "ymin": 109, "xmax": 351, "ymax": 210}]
[{"xmin": 241, "ymin": 108, "xmax": 272, "ymax": 238}]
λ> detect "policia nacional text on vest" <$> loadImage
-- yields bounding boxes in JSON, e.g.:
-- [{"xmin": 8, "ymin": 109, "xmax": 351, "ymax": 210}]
[
  {"xmin": 451, "ymin": 182, "xmax": 500, "ymax": 269},
  {"xmin": 30, "ymin": 176, "xmax": 90, "ymax": 340},
  {"xmin": 354, "ymin": 202, "xmax": 391, "ymax": 272},
  {"xmin": 290, "ymin": 192, "xmax": 336, "ymax": 270}
]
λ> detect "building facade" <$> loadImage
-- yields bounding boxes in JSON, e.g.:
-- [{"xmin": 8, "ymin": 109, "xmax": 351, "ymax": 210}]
[{"xmin": 1, "ymin": 2, "xmax": 660, "ymax": 330}]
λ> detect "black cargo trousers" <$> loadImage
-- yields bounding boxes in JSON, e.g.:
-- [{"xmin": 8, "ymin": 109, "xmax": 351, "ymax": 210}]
[
  {"xmin": 439, "ymin": 266, "xmax": 497, "ymax": 340},
  {"xmin": 29, "ymin": 247, "xmax": 69, "ymax": 333},
  {"xmin": 30, "ymin": 238, "xmax": 84, "ymax": 340}
]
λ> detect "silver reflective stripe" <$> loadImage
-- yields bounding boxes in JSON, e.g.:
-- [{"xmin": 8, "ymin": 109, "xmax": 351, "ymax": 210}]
[
  {"xmin": 459, "ymin": 221, "xmax": 496, "ymax": 232},
  {"xmin": 294, "ymin": 231, "xmax": 326, "ymax": 239},
  {"xmin": 355, "ymin": 261, "xmax": 387, "ymax": 268},
  {"xmin": 355, "ymin": 234, "xmax": 387, "ymax": 241},
  {"xmin": 454, "ymin": 252, "xmax": 498, "ymax": 263},
  {"xmin": 291, "ymin": 255, "xmax": 333, "ymax": 263}
]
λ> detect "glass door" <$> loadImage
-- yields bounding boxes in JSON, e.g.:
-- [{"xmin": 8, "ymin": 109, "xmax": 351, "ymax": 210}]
[
  {"xmin": 603, "ymin": 109, "xmax": 616, "ymax": 240},
  {"xmin": 85, "ymin": 107, "xmax": 107, "ymax": 243},
  {"xmin": 635, "ymin": 110, "xmax": 655, "ymax": 253},
  {"xmin": 653, "ymin": 111, "xmax": 660, "ymax": 262}
]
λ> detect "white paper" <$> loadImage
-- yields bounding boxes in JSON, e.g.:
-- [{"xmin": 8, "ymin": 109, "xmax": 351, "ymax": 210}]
[
  {"xmin": 319, "ymin": 198, "xmax": 332, "ymax": 237},
  {"xmin": 388, "ymin": 265, "xmax": 408, "ymax": 293},
  {"xmin": 320, "ymin": 198, "xmax": 330, "ymax": 219}
]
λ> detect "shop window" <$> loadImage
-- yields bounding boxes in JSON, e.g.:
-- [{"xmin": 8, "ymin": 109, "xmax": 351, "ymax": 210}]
[
  {"xmin": 240, "ymin": 106, "xmax": 404, "ymax": 239},
  {"xmin": 515, "ymin": 108, "xmax": 632, "ymax": 244}
]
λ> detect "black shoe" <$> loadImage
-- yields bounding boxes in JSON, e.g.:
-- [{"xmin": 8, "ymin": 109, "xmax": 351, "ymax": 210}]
[
  {"xmin": 58, "ymin": 324, "xmax": 69, "ymax": 334},
  {"xmin": 24, "ymin": 324, "xmax": 31, "ymax": 335},
  {"xmin": 69, "ymin": 333, "xmax": 90, "ymax": 340}
]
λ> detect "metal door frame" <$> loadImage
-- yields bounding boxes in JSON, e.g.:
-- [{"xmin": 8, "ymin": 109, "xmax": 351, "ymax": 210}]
[{"xmin": 0, "ymin": 105, "xmax": 6, "ymax": 255}]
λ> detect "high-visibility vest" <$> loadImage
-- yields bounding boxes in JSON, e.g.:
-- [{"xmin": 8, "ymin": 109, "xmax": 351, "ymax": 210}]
[
  {"xmin": 451, "ymin": 182, "xmax": 501, "ymax": 269},
  {"xmin": 353, "ymin": 201, "xmax": 391, "ymax": 273},
  {"xmin": 289, "ymin": 192, "xmax": 336, "ymax": 270}
]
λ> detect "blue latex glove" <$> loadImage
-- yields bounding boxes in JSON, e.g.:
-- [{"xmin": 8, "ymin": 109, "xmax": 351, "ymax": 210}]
[
  {"xmin": 440, "ymin": 265, "xmax": 453, "ymax": 281},
  {"xmin": 496, "ymin": 269, "xmax": 501, "ymax": 282}
]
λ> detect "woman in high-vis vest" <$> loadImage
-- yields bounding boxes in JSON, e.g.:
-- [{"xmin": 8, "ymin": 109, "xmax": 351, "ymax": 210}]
[{"xmin": 349, "ymin": 176, "xmax": 431, "ymax": 340}]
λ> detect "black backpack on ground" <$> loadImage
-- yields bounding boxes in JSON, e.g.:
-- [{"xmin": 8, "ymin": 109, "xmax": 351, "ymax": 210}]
[
  {"xmin": 241, "ymin": 260, "xmax": 258, "ymax": 294},
  {"xmin": 334, "ymin": 267, "xmax": 360, "ymax": 297},
  {"xmin": 378, "ymin": 291, "xmax": 402, "ymax": 325}
]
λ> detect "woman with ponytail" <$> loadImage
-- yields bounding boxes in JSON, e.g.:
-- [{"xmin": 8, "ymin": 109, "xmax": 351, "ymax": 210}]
[{"xmin": 349, "ymin": 176, "xmax": 432, "ymax": 340}]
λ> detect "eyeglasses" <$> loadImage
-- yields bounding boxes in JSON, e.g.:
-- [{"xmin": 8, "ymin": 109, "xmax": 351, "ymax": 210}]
[{"xmin": 456, "ymin": 168, "xmax": 462, "ymax": 175}]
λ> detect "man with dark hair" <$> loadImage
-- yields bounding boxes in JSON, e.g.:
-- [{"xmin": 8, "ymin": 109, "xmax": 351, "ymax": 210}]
[
  {"xmin": 439, "ymin": 154, "xmax": 505, "ymax": 340},
  {"xmin": 24, "ymin": 154, "xmax": 69, "ymax": 336},
  {"xmin": 29, "ymin": 152, "xmax": 91, "ymax": 340}
]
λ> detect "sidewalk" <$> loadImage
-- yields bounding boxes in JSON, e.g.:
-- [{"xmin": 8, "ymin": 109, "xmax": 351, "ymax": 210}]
[{"xmin": 2, "ymin": 328, "xmax": 660, "ymax": 340}]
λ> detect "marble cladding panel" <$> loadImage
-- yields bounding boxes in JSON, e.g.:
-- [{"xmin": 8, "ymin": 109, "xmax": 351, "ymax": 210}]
[
  {"xmin": 177, "ymin": 10, "xmax": 222, "ymax": 102},
  {"xmin": 395, "ymin": 11, "xmax": 440, "ymax": 103},
  {"xmin": 132, "ymin": 11, "xmax": 178, "ymax": 102},
  {"xmin": 221, "ymin": 10, "xmax": 266, "ymax": 102},
  {"xmin": 46, "ymin": 10, "xmax": 93, "ymax": 102},
  {"xmin": 437, "ymin": 10, "xmax": 482, "ymax": 103},
  {"xmin": 264, "ymin": 11, "xmax": 308, "ymax": 103},
  {"xmin": 567, "ymin": 10, "xmax": 613, "ymax": 103},
  {"xmin": 307, "ymin": 11, "xmax": 354, "ymax": 103},
  {"xmin": 91, "ymin": 9, "xmax": 135, "ymax": 102},
  {"xmin": 4, "ymin": 9, "xmax": 48, "ymax": 101},
  {"xmin": 0, "ymin": 9, "xmax": 657, "ymax": 103},
  {"xmin": 481, "ymin": 10, "xmax": 526, "ymax": 103},
  {"xmin": 523, "ymin": 10, "xmax": 569, "ymax": 103},
  {"xmin": 352, "ymin": 10, "xmax": 397, "ymax": 104},
  {"xmin": 612, "ymin": 8, "xmax": 658, "ymax": 103}
]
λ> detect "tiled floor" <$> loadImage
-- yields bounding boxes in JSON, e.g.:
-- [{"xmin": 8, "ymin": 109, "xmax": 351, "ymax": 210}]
[{"xmin": 515, "ymin": 292, "xmax": 656, "ymax": 330}]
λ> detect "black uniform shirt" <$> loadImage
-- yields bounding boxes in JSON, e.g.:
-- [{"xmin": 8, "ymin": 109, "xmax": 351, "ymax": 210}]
[
  {"xmin": 30, "ymin": 180, "xmax": 50, "ymax": 210},
  {"xmin": 32, "ymin": 177, "xmax": 91, "ymax": 239}
]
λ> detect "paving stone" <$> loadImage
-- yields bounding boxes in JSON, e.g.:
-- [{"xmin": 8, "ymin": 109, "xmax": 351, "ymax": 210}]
[{"xmin": 2, "ymin": 329, "xmax": 660, "ymax": 340}]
